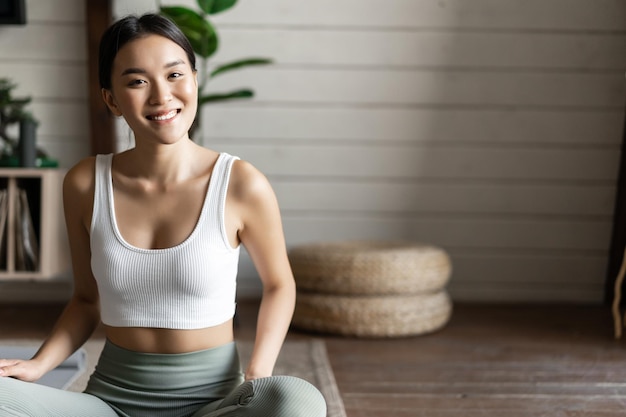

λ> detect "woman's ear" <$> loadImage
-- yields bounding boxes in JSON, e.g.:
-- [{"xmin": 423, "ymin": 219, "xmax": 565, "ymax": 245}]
[{"xmin": 101, "ymin": 88, "xmax": 123, "ymax": 117}]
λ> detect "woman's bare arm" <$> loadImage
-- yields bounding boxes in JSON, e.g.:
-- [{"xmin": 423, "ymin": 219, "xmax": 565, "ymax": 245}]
[
  {"xmin": 229, "ymin": 160, "xmax": 296, "ymax": 381},
  {"xmin": 0, "ymin": 158, "xmax": 101, "ymax": 381}
]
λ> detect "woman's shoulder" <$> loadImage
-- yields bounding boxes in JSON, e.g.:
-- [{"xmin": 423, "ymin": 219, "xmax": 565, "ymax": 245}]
[
  {"xmin": 228, "ymin": 157, "xmax": 274, "ymax": 203},
  {"xmin": 63, "ymin": 156, "xmax": 98, "ymax": 197}
]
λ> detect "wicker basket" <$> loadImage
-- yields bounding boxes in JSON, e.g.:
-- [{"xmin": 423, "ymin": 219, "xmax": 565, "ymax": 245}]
[
  {"xmin": 289, "ymin": 241, "xmax": 452, "ymax": 295},
  {"xmin": 292, "ymin": 290, "xmax": 452, "ymax": 338}
]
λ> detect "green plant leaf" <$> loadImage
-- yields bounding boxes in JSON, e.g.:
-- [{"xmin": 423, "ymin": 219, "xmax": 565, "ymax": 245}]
[
  {"xmin": 199, "ymin": 89, "xmax": 253, "ymax": 105},
  {"xmin": 210, "ymin": 58, "xmax": 273, "ymax": 77},
  {"xmin": 204, "ymin": 0, "xmax": 238, "ymax": 14},
  {"xmin": 160, "ymin": 6, "xmax": 204, "ymax": 28},
  {"xmin": 160, "ymin": 6, "xmax": 219, "ymax": 58},
  {"xmin": 196, "ymin": 0, "xmax": 214, "ymax": 14}
]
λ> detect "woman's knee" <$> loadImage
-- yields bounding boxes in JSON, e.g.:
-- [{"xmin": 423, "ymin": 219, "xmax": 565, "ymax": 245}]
[
  {"xmin": 250, "ymin": 376, "xmax": 326, "ymax": 417},
  {"xmin": 193, "ymin": 376, "xmax": 327, "ymax": 417}
]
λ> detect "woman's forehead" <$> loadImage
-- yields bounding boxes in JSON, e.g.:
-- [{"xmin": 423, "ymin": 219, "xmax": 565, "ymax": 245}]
[{"xmin": 113, "ymin": 34, "xmax": 190, "ymax": 71}]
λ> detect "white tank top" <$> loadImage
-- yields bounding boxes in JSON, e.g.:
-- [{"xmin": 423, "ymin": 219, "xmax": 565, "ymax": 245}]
[{"xmin": 90, "ymin": 152, "xmax": 240, "ymax": 329}]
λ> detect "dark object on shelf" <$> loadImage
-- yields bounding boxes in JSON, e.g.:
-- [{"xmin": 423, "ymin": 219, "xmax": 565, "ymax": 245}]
[
  {"xmin": 19, "ymin": 118, "xmax": 36, "ymax": 168},
  {"xmin": 0, "ymin": 0, "xmax": 26, "ymax": 25}
]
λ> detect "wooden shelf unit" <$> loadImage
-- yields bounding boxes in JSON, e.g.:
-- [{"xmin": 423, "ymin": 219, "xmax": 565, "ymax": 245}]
[{"xmin": 0, "ymin": 168, "xmax": 70, "ymax": 280}]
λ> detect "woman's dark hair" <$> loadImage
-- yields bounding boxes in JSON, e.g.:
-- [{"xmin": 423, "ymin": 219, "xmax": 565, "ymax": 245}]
[{"xmin": 98, "ymin": 13, "xmax": 196, "ymax": 90}]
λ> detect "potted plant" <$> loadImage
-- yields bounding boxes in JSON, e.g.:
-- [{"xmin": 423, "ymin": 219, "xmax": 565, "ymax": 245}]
[
  {"xmin": 0, "ymin": 78, "xmax": 56, "ymax": 167},
  {"xmin": 159, "ymin": 0, "xmax": 272, "ymax": 140}
]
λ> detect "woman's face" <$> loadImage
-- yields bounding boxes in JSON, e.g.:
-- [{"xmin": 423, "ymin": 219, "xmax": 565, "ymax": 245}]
[{"xmin": 102, "ymin": 34, "xmax": 197, "ymax": 146}]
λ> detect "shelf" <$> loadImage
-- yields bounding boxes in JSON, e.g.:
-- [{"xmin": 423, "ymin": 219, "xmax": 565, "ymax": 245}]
[{"xmin": 0, "ymin": 168, "xmax": 70, "ymax": 280}]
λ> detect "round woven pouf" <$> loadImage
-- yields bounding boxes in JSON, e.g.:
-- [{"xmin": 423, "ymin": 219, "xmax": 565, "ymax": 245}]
[
  {"xmin": 289, "ymin": 241, "xmax": 452, "ymax": 295},
  {"xmin": 292, "ymin": 290, "xmax": 453, "ymax": 338}
]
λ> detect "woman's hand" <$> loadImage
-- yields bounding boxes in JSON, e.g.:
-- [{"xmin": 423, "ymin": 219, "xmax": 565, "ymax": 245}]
[
  {"xmin": 244, "ymin": 364, "xmax": 273, "ymax": 381},
  {"xmin": 0, "ymin": 358, "xmax": 45, "ymax": 382}
]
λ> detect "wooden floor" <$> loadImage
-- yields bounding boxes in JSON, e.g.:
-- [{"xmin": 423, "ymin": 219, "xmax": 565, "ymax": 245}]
[{"xmin": 1, "ymin": 300, "xmax": 625, "ymax": 416}]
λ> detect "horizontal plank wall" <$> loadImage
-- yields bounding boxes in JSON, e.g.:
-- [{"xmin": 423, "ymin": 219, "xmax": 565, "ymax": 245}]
[{"xmin": 124, "ymin": 0, "xmax": 625, "ymax": 302}]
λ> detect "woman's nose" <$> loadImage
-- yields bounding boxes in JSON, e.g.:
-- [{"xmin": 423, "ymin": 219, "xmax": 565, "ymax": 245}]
[{"xmin": 149, "ymin": 81, "xmax": 172, "ymax": 105}]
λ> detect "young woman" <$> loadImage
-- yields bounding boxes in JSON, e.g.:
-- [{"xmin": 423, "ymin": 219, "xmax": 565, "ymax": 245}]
[{"xmin": 0, "ymin": 13, "xmax": 326, "ymax": 417}]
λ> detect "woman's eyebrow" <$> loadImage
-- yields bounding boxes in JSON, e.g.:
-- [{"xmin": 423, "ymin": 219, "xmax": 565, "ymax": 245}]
[
  {"xmin": 121, "ymin": 60, "xmax": 186, "ymax": 76},
  {"xmin": 121, "ymin": 67, "xmax": 145, "ymax": 76}
]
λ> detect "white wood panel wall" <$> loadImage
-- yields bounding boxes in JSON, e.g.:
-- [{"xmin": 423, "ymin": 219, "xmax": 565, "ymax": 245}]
[
  {"xmin": 116, "ymin": 0, "xmax": 626, "ymax": 302},
  {"xmin": 2, "ymin": 0, "xmax": 623, "ymax": 302},
  {"xmin": 210, "ymin": 0, "xmax": 626, "ymax": 302}
]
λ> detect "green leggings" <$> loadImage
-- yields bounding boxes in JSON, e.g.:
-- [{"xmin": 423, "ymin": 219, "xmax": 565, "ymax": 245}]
[{"xmin": 0, "ymin": 340, "xmax": 326, "ymax": 417}]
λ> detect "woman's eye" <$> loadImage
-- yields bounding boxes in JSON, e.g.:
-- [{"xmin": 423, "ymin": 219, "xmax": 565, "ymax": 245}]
[
  {"xmin": 127, "ymin": 79, "xmax": 146, "ymax": 87},
  {"xmin": 169, "ymin": 72, "xmax": 183, "ymax": 79}
]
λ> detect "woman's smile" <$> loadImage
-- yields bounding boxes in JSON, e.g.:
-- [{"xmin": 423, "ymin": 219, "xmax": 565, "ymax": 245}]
[{"xmin": 146, "ymin": 109, "xmax": 180, "ymax": 122}]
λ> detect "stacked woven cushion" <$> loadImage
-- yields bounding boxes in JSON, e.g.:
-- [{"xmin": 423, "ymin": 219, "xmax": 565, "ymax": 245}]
[{"xmin": 289, "ymin": 241, "xmax": 453, "ymax": 337}]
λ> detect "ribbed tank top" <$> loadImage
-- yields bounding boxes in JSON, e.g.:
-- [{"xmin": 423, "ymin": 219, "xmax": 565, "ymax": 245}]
[{"xmin": 90, "ymin": 152, "xmax": 240, "ymax": 329}]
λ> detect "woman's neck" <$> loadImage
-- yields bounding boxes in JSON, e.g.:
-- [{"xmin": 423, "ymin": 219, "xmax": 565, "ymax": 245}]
[{"xmin": 116, "ymin": 139, "xmax": 207, "ymax": 184}]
